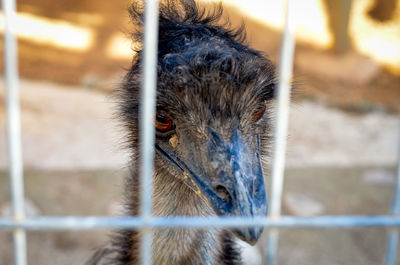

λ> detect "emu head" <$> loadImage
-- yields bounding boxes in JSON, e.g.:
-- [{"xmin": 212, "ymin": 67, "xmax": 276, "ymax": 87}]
[{"xmin": 121, "ymin": 0, "xmax": 275, "ymax": 246}]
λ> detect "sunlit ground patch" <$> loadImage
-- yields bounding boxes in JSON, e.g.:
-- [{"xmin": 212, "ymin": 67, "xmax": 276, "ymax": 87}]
[
  {"xmin": 0, "ymin": 12, "xmax": 95, "ymax": 52},
  {"xmin": 203, "ymin": 0, "xmax": 400, "ymax": 74},
  {"xmin": 203, "ymin": 0, "xmax": 333, "ymax": 49},
  {"xmin": 350, "ymin": 0, "xmax": 400, "ymax": 75},
  {"xmin": 106, "ymin": 32, "xmax": 139, "ymax": 60}
]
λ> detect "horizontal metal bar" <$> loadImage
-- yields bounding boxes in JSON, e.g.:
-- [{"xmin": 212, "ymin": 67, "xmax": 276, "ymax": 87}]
[{"xmin": 1, "ymin": 216, "xmax": 400, "ymax": 230}]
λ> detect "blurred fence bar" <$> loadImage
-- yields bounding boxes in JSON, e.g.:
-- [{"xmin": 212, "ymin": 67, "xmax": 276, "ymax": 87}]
[
  {"xmin": 2, "ymin": 0, "xmax": 27, "ymax": 264},
  {"xmin": 267, "ymin": 0, "xmax": 296, "ymax": 264},
  {"xmin": 139, "ymin": 0, "xmax": 160, "ymax": 264},
  {"xmin": 2, "ymin": 216, "xmax": 400, "ymax": 229},
  {"xmin": 385, "ymin": 232, "xmax": 399, "ymax": 265},
  {"xmin": 384, "ymin": 119, "xmax": 400, "ymax": 265}
]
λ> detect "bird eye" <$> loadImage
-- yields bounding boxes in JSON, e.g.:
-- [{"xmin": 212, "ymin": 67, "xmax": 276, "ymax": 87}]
[
  {"xmin": 155, "ymin": 111, "xmax": 174, "ymax": 132},
  {"xmin": 252, "ymin": 101, "xmax": 267, "ymax": 122}
]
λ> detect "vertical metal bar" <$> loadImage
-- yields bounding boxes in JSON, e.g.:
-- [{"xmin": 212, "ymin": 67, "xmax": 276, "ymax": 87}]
[
  {"xmin": 385, "ymin": 231, "xmax": 399, "ymax": 265},
  {"xmin": 2, "ymin": 0, "xmax": 27, "ymax": 265},
  {"xmin": 266, "ymin": 230, "xmax": 279, "ymax": 265},
  {"xmin": 390, "ymin": 119, "xmax": 400, "ymax": 216},
  {"xmin": 269, "ymin": 0, "xmax": 296, "ymax": 219},
  {"xmin": 267, "ymin": 0, "xmax": 296, "ymax": 264},
  {"xmin": 384, "ymin": 118, "xmax": 400, "ymax": 265},
  {"xmin": 139, "ymin": 0, "xmax": 159, "ymax": 264}
]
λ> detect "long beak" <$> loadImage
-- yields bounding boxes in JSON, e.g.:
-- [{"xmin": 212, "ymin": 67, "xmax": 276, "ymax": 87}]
[{"xmin": 155, "ymin": 127, "xmax": 267, "ymax": 245}]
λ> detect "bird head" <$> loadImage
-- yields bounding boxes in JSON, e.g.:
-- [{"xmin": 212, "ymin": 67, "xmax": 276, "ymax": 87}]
[{"xmin": 122, "ymin": 0, "xmax": 275, "ymax": 246}]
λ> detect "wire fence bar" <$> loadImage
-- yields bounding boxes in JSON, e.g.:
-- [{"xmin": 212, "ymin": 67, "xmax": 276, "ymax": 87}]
[
  {"xmin": 2, "ymin": 0, "xmax": 27, "ymax": 264},
  {"xmin": 268, "ymin": 0, "xmax": 296, "ymax": 219},
  {"xmin": 385, "ymin": 231, "xmax": 399, "ymax": 265},
  {"xmin": 2, "ymin": 216, "xmax": 400, "ymax": 230},
  {"xmin": 391, "ymin": 119, "xmax": 400, "ymax": 216},
  {"xmin": 139, "ymin": 0, "xmax": 160, "ymax": 264},
  {"xmin": 266, "ymin": 230, "xmax": 279, "ymax": 265},
  {"xmin": 384, "ymin": 118, "xmax": 400, "ymax": 265},
  {"xmin": 267, "ymin": 0, "xmax": 296, "ymax": 264}
]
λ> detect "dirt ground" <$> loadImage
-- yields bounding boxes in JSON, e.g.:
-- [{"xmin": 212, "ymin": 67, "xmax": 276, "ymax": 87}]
[
  {"xmin": 0, "ymin": 79, "xmax": 398, "ymax": 264},
  {"xmin": 1, "ymin": 79, "xmax": 398, "ymax": 170},
  {"xmin": 1, "ymin": 166, "xmax": 399, "ymax": 265}
]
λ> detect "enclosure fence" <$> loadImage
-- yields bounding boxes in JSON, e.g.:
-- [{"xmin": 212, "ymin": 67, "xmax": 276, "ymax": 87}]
[{"xmin": 1, "ymin": 0, "xmax": 400, "ymax": 265}]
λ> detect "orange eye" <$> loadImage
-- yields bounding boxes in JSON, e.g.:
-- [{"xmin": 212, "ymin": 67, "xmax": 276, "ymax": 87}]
[
  {"xmin": 155, "ymin": 111, "xmax": 174, "ymax": 132},
  {"xmin": 253, "ymin": 101, "xmax": 267, "ymax": 122}
]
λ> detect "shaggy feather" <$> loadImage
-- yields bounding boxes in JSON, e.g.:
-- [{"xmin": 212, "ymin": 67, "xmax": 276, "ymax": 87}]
[{"xmin": 87, "ymin": 0, "xmax": 275, "ymax": 264}]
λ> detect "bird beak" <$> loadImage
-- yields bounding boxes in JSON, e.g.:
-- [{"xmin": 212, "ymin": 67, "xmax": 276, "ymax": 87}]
[
  {"xmin": 155, "ymin": 127, "xmax": 267, "ymax": 245},
  {"xmin": 204, "ymin": 127, "xmax": 267, "ymax": 244}
]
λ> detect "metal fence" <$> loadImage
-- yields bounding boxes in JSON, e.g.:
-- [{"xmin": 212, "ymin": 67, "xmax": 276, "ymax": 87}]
[{"xmin": 1, "ymin": 0, "xmax": 400, "ymax": 265}]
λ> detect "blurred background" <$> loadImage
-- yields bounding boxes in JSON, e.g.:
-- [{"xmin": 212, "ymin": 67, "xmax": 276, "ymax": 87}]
[{"xmin": 0, "ymin": 0, "xmax": 399, "ymax": 264}]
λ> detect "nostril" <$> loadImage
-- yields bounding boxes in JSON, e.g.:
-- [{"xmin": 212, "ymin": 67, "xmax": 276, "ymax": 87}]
[{"xmin": 214, "ymin": 185, "xmax": 232, "ymax": 201}]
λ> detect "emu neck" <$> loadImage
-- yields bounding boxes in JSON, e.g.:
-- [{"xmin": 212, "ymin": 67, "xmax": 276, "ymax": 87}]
[{"xmin": 150, "ymin": 170, "xmax": 221, "ymax": 265}]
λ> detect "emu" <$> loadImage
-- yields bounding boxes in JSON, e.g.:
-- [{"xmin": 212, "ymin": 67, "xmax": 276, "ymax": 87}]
[{"xmin": 88, "ymin": 0, "xmax": 275, "ymax": 264}]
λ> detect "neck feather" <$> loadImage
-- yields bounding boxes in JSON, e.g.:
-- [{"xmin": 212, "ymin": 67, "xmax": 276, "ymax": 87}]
[
  {"xmin": 150, "ymin": 170, "xmax": 221, "ymax": 265},
  {"xmin": 111, "ymin": 163, "xmax": 241, "ymax": 265}
]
